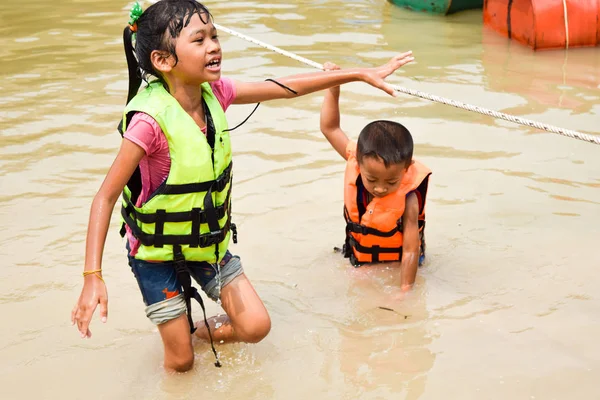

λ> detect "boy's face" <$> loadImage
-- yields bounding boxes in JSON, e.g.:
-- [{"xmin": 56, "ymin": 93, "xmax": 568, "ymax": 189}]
[{"xmin": 358, "ymin": 156, "xmax": 410, "ymax": 198}]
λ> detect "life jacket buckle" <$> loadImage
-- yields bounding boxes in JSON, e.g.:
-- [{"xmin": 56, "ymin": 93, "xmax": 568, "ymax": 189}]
[
  {"xmin": 196, "ymin": 230, "xmax": 221, "ymax": 248},
  {"xmin": 173, "ymin": 247, "xmax": 186, "ymax": 266},
  {"xmin": 347, "ymin": 222, "xmax": 368, "ymax": 236},
  {"xmin": 214, "ymin": 164, "xmax": 231, "ymax": 192},
  {"xmin": 214, "ymin": 176, "xmax": 225, "ymax": 191},
  {"xmin": 231, "ymin": 223, "xmax": 238, "ymax": 244}
]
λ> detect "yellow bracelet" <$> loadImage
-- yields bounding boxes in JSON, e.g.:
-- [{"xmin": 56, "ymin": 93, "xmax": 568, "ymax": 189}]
[{"xmin": 83, "ymin": 269, "xmax": 104, "ymax": 283}]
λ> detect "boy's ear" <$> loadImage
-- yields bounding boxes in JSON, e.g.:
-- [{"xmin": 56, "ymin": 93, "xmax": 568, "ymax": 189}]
[
  {"xmin": 150, "ymin": 50, "xmax": 174, "ymax": 74},
  {"xmin": 406, "ymin": 159, "xmax": 415, "ymax": 170}
]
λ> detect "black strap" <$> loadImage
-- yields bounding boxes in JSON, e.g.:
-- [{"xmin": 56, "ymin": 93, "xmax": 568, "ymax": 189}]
[
  {"xmin": 265, "ymin": 78, "xmax": 298, "ymax": 95},
  {"xmin": 203, "ymin": 100, "xmax": 217, "ymax": 266},
  {"xmin": 122, "ymin": 208, "xmax": 232, "ymax": 247},
  {"xmin": 190, "ymin": 208, "xmax": 201, "ymax": 248},
  {"xmin": 121, "ymin": 178, "xmax": 233, "ymax": 248},
  {"xmin": 345, "ymin": 236, "xmax": 403, "ymax": 264},
  {"xmin": 349, "ymin": 251, "xmax": 360, "ymax": 267},
  {"xmin": 371, "ymin": 245, "xmax": 380, "ymax": 263},
  {"xmin": 154, "ymin": 209, "xmax": 166, "ymax": 248},
  {"xmin": 155, "ymin": 162, "xmax": 232, "ymax": 196},
  {"xmin": 119, "ymin": 162, "xmax": 231, "ymax": 239},
  {"xmin": 173, "ymin": 245, "xmax": 221, "ymax": 368},
  {"xmin": 189, "ymin": 100, "xmax": 225, "ymax": 346},
  {"xmin": 190, "ymin": 285, "xmax": 221, "ymax": 367},
  {"xmin": 204, "ymin": 184, "xmax": 221, "ymax": 272},
  {"xmin": 342, "ymin": 203, "xmax": 404, "ymax": 264},
  {"xmin": 203, "ymin": 99, "xmax": 216, "ymax": 155},
  {"xmin": 223, "ymin": 103, "xmax": 260, "ymax": 133},
  {"xmin": 121, "ymin": 193, "xmax": 229, "ymax": 224},
  {"xmin": 157, "ymin": 178, "xmax": 228, "ymax": 196},
  {"xmin": 346, "ymin": 236, "xmax": 403, "ymax": 255},
  {"xmin": 345, "ymin": 221, "xmax": 400, "ymax": 238},
  {"xmin": 343, "ymin": 203, "xmax": 401, "ymax": 238},
  {"xmin": 203, "ymin": 186, "xmax": 221, "ymax": 234},
  {"xmin": 343, "ymin": 219, "xmax": 427, "ymax": 267},
  {"xmin": 221, "ymin": 78, "xmax": 297, "ymax": 133}
]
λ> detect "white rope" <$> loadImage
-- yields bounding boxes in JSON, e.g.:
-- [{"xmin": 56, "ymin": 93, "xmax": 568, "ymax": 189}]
[
  {"xmin": 562, "ymin": 0, "xmax": 570, "ymax": 49},
  {"xmin": 215, "ymin": 23, "xmax": 600, "ymax": 146}
]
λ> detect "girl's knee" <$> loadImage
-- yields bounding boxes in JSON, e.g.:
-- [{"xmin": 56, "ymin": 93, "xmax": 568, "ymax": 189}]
[
  {"xmin": 163, "ymin": 336, "xmax": 194, "ymax": 372},
  {"xmin": 238, "ymin": 313, "xmax": 271, "ymax": 343},
  {"xmin": 165, "ymin": 351, "xmax": 194, "ymax": 373},
  {"xmin": 158, "ymin": 314, "xmax": 195, "ymax": 372}
]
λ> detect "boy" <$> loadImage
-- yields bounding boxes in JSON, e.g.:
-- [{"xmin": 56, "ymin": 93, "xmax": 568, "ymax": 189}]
[{"xmin": 320, "ymin": 62, "xmax": 431, "ymax": 292}]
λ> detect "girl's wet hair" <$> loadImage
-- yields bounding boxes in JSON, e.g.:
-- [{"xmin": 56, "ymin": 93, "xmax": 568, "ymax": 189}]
[
  {"xmin": 357, "ymin": 120, "xmax": 414, "ymax": 168},
  {"xmin": 123, "ymin": 0, "xmax": 212, "ymax": 102}
]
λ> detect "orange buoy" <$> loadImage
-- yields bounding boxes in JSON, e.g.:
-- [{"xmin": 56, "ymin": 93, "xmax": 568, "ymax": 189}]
[{"xmin": 483, "ymin": 0, "xmax": 600, "ymax": 50}]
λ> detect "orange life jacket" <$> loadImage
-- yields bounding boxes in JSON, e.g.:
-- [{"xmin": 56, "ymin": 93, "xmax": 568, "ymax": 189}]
[{"xmin": 342, "ymin": 142, "xmax": 431, "ymax": 266}]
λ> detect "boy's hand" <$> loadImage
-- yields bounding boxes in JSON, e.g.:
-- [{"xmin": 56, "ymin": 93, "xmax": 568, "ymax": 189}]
[
  {"xmin": 71, "ymin": 274, "xmax": 108, "ymax": 338},
  {"xmin": 323, "ymin": 62, "xmax": 341, "ymax": 72},
  {"xmin": 323, "ymin": 62, "xmax": 341, "ymax": 94},
  {"xmin": 320, "ymin": 61, "xmax": 349, "ymax": 160},
  {"xmin": 362, "ymin": 51, "xmax": 414, "ymax": 97}
]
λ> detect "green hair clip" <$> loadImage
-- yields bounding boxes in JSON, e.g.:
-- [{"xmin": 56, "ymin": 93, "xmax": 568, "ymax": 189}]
[{"xmin": 128, "ymin": 1, "xmax": 143, "ymax": 31}]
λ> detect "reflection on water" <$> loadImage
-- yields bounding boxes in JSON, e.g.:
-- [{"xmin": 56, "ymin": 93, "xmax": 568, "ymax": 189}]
[
  {"xmin": 481, "ymin": 28, "xmax": 600, "ymax": 116},
  {"xmin": 336, "ymin": 266, "xmax": 435, "ymax": 399},
  {"xmin": 1, "ymin": 0, "xmax": 599, "ymax": 399}
]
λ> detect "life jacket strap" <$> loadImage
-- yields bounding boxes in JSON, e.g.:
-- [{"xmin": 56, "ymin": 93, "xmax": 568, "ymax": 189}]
[
  {"xmin": 345, "ymin": 221, "xmax": 400, "ymax": 238},
  {"xmin": 121, "ymin": 206, "xmax": 232, "ymax": 247},
  {"xmin": 173, "ymin": 245, "xmax": 222, "ymax": 368},
  {"xmin": 157, "ymin": 162, "xmax": 232, "ymax": 196},
  {"xmin": 204, "ymin": 185, "xmax": 221, "ymax": 233},
  {"xmin": 120, "ymin": 179, "xmax": 232, "ymax": 242},
  {"xmin": 344, "ymin": 220, "xmax": 428, "ymax": 267},
  {"xmin": 345, "ymin": 236, "xmax": 403, "ymax": 263}
]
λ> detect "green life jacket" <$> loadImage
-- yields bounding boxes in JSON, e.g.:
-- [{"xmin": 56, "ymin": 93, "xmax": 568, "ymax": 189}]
[{"xmin": 119, "ymin": 81, "xmax": 235, "ymax": 264}]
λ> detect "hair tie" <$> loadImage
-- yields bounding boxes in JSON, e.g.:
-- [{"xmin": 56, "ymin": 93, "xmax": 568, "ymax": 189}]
[{"xmin": 128, "ymin": 1, "xmax": 143, "ymax": 32}]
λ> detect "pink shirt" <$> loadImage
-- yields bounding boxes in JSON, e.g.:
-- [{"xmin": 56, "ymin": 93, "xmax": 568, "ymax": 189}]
[{"xmin": 123, "ymin": 77, "xmax": 237, "ymax": 256}]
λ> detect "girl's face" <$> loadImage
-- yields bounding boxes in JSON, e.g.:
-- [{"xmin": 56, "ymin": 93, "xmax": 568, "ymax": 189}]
[{"xmin": 170, "ymin": 12, "xmax": 222, "ymax": 85}]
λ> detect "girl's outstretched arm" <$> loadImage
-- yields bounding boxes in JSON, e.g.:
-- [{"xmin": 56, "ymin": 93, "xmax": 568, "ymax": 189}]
[
  {"xmin": 71, "ymin": 139, "xmax": 145, "ymax": 338},
  {"xmin": 320, "ymin": 62, "xmax": 349, "ymax": 160},
  {"xmin": 233, "ymin": 52, "xmax": 414, "ymax": 104}
]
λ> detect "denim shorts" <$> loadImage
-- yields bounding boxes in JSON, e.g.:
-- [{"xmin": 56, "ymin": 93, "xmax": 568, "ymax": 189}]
[{"xmin": 127, "ymin": 249, "xmax": 244, "ymax": 325}]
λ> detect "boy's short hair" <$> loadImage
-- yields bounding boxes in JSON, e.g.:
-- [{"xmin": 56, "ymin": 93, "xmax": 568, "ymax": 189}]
[{"xmin": 356, "ymin": 120, "xmax": 413, "ymax": 168}]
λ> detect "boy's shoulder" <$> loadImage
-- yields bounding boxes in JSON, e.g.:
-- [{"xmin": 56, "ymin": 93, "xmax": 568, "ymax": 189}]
[
  {"xmin": 345, "ymin": 140, "xmax": 358, "ymax": 161},
  {"xmin": 410, "ymin": 159, "xmax": 432, "ymax": 175}
]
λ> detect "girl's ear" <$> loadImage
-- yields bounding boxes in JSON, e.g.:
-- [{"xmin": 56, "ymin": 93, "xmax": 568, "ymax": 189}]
[{"xmin": 150, "ymin": 50, "xmax": 174, "ymax": 74}]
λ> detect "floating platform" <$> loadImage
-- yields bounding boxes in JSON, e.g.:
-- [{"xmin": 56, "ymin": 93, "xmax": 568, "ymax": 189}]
[
  {"xmin": 388, "ymin": 0, "xmax": 483, "ymax": 15},
  {"xmin": 484, "ymin": 0, "xmax": 600, "ymax": 50}
]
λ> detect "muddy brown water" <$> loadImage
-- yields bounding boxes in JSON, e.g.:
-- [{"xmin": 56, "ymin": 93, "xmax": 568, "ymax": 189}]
[{"xmin": 1, "ymin": 0, "xmax": 599, "ymax": 399}]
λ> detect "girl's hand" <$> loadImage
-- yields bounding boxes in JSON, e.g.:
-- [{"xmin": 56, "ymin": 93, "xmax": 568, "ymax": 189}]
[
  {"xmin": 233, "ymin": 51, "xmax": 414, "ymax": 104},
  {"xmin": 361, "ymin": 51, "xmax": 414, "ymax": 96},
  {"xmin": 71, "ymin": 274, "xmax": 108, "ymax": 338}
]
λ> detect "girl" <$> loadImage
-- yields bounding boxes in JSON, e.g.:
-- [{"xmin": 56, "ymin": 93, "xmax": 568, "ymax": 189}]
[{"xmin": 71, "ymin": 0, "xmax": 414, "ymax": 373}]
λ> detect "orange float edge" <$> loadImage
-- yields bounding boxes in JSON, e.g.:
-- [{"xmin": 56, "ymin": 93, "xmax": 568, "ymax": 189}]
[{"xmin": 483, "ymin": 0, "xmax": 599, "ymax": 50}]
